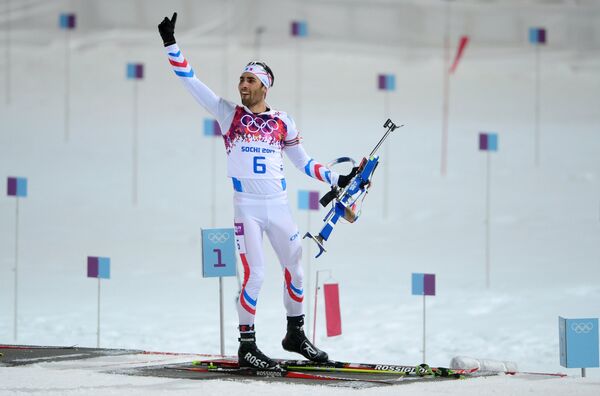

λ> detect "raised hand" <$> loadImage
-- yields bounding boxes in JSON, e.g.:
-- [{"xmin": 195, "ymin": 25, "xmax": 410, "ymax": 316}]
[{"xmin": 158, "ymin": 12, "xmax": 177, "ymax": 47}]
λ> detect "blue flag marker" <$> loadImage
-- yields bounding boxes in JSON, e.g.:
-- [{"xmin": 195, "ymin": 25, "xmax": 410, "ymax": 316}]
[
  {"xmin": 87, "ymin": 257, "xmax": 110, "ymax": 279},
  {"xmin": 479, "ymin": 132, "xmax": 498, "ymax": 152},
  {"xmin": 98, "ymin": 257, "xmax": 110, "ymax": 279},
  {"xmin": 412, "ymin": 273, "xmax": 436, "ymax": 296},
  {"xmin": 59, "ymin": 13, "xmax": 76, "ymax": 29},
  {"xmin": 7, "ymin": 177, "xmax": 27, "ymax": 197},
  {"xmin": 127, "ymin": 63, "xmax": 144, "ymax": 79},
  {"xmin": 529, "ymin": 27, "xmax": 547, "ymax": 45},
  {"xmin": 203, "ymin": 118, "xmax": 221, "ymax": 136},
  {"xmin": 378, "ymin": 74, "xmax": 396, "ymax": 91},
  {"xmin": 202, "ymin": 228, "xmax": 237, "ymax": 278},
  {"xmin": 298, "ymin": 190, "xmax": 319, "ymax": 210},
  {"xmin": 291, "ymin": 21, "xmax": 308, "ymax": 37}
]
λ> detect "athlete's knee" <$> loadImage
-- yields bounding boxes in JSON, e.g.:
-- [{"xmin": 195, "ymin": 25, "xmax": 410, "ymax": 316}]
[
  {"xmin": 289, "ymin": 239, "xmax": 302, "ymax": 264},
  {"xmin": 245, "ymin": 266, "xmax": 265, "ymax": 291},
  {"xmin": 283, "ymin": 241, "xmax": 303, "ymax": 276}
]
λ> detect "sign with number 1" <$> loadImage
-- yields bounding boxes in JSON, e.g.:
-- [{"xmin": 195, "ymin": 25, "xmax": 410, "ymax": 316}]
[{"xmin": 201, "ymin": 228, "xmax": 237, "ymax": 278}]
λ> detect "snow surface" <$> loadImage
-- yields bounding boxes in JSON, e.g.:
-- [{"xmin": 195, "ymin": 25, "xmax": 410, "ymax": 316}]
[
  {"xmin": 0, "ymin": 364, "xmax": 598, "ymax": 396},
  {"xmin": 1, "ymin": 365, "xmax": 596, "ymax": 396},
  {"xmin": 1, "ymin": 0, "xmax": 600, "ymax": 394}
]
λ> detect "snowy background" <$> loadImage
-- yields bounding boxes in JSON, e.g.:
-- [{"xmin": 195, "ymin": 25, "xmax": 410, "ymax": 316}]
[{"xmin": 1, "ymin": 0, "xmax": 600, "ymax": 394}]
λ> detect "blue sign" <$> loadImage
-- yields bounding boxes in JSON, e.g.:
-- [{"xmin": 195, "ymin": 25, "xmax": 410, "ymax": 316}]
[
  {"xmin": 201, "ymin": 228, "xmax": 237, "ymax": 278},
  {"xmin": 559, "ymin": 316, "xmax": 599, "ymax": 368}
]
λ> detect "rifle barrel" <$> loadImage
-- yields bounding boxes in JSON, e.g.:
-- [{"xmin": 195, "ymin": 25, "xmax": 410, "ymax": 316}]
[{"xmin": 369, "ymin": 123, "xmax": 403, "ymax": 157}]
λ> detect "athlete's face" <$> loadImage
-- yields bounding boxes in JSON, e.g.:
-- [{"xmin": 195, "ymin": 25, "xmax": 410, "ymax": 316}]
[{"xmin": 239, "ymin": 72, "xmax": 267, "ymax": 111}]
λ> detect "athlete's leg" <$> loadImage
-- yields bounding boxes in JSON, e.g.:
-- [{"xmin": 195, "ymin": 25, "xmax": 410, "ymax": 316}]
[
  {"xmin": 234, "ymin": 195, "xmax": 279, "ymax": 368},
  {"xmin": 266, "ymin": 202, "xmax": 328, "ymax": 362},
  {"xmin": 265, "ymin": 202, "xmax": 304, "ymax": 317},
  {"xmin": 234, "ymin": 204, "xmax": 266, "ymax": 326}
]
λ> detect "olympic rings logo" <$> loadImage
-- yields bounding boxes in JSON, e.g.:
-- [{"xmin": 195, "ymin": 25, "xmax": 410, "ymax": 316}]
[
  {"xmin": 208, "ymin": 232, "xmax": 230, "ymax": 244},
  {"xmin": 241, "ymin": 114, "xmax": 279, "ymax": 135},
  {"xmin": 571, "ymin": 322, "xmax": 594, "ymax": 334}
]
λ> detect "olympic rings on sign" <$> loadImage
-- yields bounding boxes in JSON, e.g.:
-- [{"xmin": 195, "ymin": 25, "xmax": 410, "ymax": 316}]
[
  {"xmin": 571, "ymin": 322, "xmax": 594, "ymax": 334},
  {"xmin": 208, "ymin": 232, "xmax": 230, "ymax": 244},
  {"xmin": 241, "ymin": 114, "xmax": 279, "ymax": 135}
]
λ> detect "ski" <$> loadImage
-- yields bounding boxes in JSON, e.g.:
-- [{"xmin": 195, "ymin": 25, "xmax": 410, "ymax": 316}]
[
  {"xmin": 170, "ymin": 364, "xmax": 407, "ymax": 385},
  {"xmin": 191, "ymin": 358, "xmax": 477, "ymax": 378},
  {"xmin": 282, "ymin": 360, "xmax": 474, "ymax": 377},
  {"xmin": 283, "ymin": 363, "xmax": 472, "ymax": 378},
  {"xmin": 504, "ymin": 370, "xmax": 567, "ymax": 378}
]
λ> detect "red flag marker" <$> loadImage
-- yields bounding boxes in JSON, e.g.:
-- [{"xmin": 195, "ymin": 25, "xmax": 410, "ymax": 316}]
[
  {"xmin": 324, "ymin": 283, "xmax": 342, "ymax": 337},
  {"xmin": 449, "ymin": 36, "xmax": 469, "ymax": 74}
]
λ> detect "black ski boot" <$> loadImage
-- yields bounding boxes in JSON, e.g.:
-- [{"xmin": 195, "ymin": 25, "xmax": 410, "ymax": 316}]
[
  {"xmin": 237, "ymin": 325, "xmax": 279, "ymax": 369},
  {"xmin": 281, "ymin": 315, "xmax": 329, "ymax": 362}
]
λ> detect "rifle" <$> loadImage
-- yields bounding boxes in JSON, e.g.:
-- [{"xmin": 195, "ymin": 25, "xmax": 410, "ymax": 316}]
[{"xmin": 304, "ymin": 119, "xmax": 403, "ymax": 258}]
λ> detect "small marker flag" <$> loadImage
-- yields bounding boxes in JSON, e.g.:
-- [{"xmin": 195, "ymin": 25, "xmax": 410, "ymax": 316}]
[
  {"xmin": 203, "ymin": 118, "xmax": 221, "ymax": 136},
  {"xmin": 529, "ymin": 28, "xmax": 547, "ymax": 45},
  {"xmin": 127, "ymin": 63, "xmax": 144, "ymax": 80},
  {"xmin": 291, "ymin": 21, "xmax": 308, "ymax": 37},
  {"xmin": 7, "ymin": 177, "xmax": 27, "ymax": 197},
  {"xmin": 479, "ymin": 132, "xmax": 499, "ymax": 152},
  {"xmin": 87, "ymin": 257, "xmax": 110, "ymax": 279},
  {"xmin": 412, "ymin": 273, "xmax": 435, "ymax": 296},
  {"xmin": 378, "ymin": 74, "xmax": 395, "ymax": 91},
  {"xmin": 298, "ymin": 190, "xmax": 319, "ymax": 210},
  {"xmin": 449, "ymin": 36, "xmax": 469, "ymax": 74},
  {"xmin": 324, "ymin": 283, "xmax": 342, "ymax": 337},
  {"xmin": 59, "ymin": 13, "xmax": 76, "ymax": 29}
]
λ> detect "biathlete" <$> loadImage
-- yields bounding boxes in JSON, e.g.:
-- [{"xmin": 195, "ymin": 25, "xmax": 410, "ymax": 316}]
[{"xmin": 158, "ymin": 12, "xmax": 356, "ymax": 369}]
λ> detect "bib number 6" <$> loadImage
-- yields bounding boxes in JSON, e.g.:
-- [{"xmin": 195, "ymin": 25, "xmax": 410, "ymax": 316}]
[{"xmin": 253, "ymin": 156, "xmax": 266, "ymax": 174}]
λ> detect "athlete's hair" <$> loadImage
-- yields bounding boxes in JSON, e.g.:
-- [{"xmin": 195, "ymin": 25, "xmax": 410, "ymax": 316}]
[{"xmin": 246, "ymin": 61, "xmax": 275, "ymax": 88}]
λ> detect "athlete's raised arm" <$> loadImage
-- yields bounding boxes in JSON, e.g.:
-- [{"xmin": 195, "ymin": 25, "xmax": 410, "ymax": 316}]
[{"xmin": 158, "ymin": 12, "xmax": 235, "ymax": 129}]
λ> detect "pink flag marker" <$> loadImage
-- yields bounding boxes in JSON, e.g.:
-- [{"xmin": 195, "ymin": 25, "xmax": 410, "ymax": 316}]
[
  {"xmin": 324, "ymin": 283, "xmax": 342, "ymax": 337},
  {"xmin": 449, "ymin": 35, "xmax": 469, "ymax": 74},
  {"xmin": 441, "ymin": 35, "xmax": 470, "ymax": 176}
]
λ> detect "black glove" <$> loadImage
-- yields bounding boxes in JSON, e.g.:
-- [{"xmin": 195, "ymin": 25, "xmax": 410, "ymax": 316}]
[
  {"xmin": 337, "ymin": 167, "xmax": 359, "ymax": 188},
  {"xmin": 158, "ymin": 12, "xmax": 177, "ymax": 47}
]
